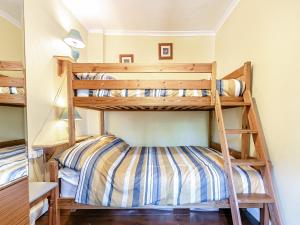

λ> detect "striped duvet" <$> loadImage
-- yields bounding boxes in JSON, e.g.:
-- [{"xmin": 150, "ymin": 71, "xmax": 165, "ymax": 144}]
[
  {"xmin": 75, "ymin": 73, "xmax": 245, "ymax": 98},
  {"xmin": 56, "ymin": 136, "xmax": 264, "ymax": 207},
  {"xmin": 0, "ymin": 144, "xmax": 28, "ymax": 186}
]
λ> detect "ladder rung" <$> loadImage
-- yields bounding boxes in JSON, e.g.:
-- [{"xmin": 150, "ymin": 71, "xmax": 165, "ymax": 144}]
[
  {"xmin": 237, "ymin": 194, "xmax": 274, "ymax": 204},
  {"xmin": 225, "ymin": 129, "xmax": 257, "ymax": 134},
  {"xmin": 221, "ymin": 102, "xmax": 251, "ymax": 106},
  {"xmin": 231, "ymin": 159, "xmax": 266, "ymax": 167}
]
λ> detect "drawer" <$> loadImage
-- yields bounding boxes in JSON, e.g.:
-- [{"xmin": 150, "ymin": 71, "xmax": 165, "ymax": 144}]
[{"xmin": 0, "ymin": 178, "xmax": 30, "ymax": 225}]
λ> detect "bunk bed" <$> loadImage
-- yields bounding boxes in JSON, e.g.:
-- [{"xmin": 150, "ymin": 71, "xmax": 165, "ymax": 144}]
[
  {"xmin": 0, "ymin": 61, "xmax": 27, "ymax": 186},
  {"xmin": 0, "ymin": 61, "xmax": 26, "ymax": 106},
  {"xmin": 49, "ymin": 60, "xmax": 282, "ymax": 225},
  {"xmin": 0, "ymin": 143, "xmax": 27, "ymax": 186}
]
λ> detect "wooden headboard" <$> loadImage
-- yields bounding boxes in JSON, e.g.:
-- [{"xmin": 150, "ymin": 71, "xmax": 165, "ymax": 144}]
[{"xmin": 32, "ymin": 136, "xmax": 92, "ymax": 162}]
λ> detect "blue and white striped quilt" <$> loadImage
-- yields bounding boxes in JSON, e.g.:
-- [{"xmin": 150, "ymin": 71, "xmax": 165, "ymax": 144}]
[{"xmin": 56, "ymin": 136, "xmax": 265, "ymax": 207}]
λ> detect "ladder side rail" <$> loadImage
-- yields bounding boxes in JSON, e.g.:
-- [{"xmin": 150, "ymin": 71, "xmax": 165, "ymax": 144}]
[
  {"xmin": 241, "ymin": 106, "xmax": 251, "ymax": 159},
  {"xmin": 215, "ymin": 92, "xmax": 242, "ymax": 225},
  {"xmin": 241, "ymin": 81, "xmax": 252, "ymax": 159},
  {"xmin": 244, "ymin": 91, "xmax": 268, "ymax": 161},
  {"xmin": 244, "ymin": 91, "xmax": 283, "ymax": 225}
]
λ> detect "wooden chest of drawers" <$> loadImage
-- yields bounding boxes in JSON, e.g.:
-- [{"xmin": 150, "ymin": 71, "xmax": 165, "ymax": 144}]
[{"xmin": 0, "ymin": 178, "xmax": 30, "ymax": 225}]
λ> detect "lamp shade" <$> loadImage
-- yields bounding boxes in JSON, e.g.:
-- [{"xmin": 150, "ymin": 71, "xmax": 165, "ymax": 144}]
[
  {"xmin": 60, "ymin": 108, "xmax": 82, "ymax": 121},
  {"xmin": 64, "ymin": 29, "xmax": 85, "ymax": 49}
]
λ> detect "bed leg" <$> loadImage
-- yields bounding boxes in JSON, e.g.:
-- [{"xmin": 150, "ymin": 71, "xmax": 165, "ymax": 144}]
[
  {"xmin": 260, "ymin": 204, "xmax": 269, "ymax": 225},
  {"xmin": 49, "ymin": 160, "xmax": 60, "ymax": 225},
  {"xmin": 55, "ymin": 208, "xmax": 61, "ymax": 225},
  {"xmin": 48, "ymin": 191, "xmax": 54, "ymax": 225}
]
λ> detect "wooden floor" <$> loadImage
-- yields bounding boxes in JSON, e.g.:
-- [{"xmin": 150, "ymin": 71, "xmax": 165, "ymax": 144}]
[{"xmin": 36, "ymin": 209, "xmax": 258, "ymax": 225}]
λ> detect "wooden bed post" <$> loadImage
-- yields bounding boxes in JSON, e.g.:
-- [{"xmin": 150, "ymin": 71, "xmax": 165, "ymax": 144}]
[
  {"xmin": 243, "ymin": 61, "xmax": 252, "ymax": 92},
  {"xmin": 67, "ymin": 62, "xmax": 76, "ymax": 146},
  {"xmin": 209, "ymin": 61, "xmax": 217, "ymax": 148},
  {"xmin": 99, "ymin": 111, "xmax": 105, "ymax": 135},
  {"xmin": 211, "ymin": 61, "xmax": 217, "ymax": 105},
  {"xmin": 208, "ymin": 111, "xmax": 213, "ymax": 148},
  {"xmin": 49, "ymin": 160, "xmax": 60, "ymax": 225}
]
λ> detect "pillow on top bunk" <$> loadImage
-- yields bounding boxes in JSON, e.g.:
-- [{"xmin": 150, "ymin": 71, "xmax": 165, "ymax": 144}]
[
  {"xmin": 75, "ymin": 73, "xmax": 116, "ymax": 97},
  {"xmin": 75, "ymin": 73, "xmax": 115, "ymax": 80},
  {"xmin": 216, "ymin": 79, "xmax": 245, "ymax": 97}
]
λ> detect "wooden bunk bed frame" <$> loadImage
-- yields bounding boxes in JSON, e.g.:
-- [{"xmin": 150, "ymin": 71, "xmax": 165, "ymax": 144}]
[
  {"xmin": 49, "ymin": 60, "xmax": 282, "ymax": 225},
  {"xmin": 0, "ymin": 61, "xmax": 26, "ymax": 106}
]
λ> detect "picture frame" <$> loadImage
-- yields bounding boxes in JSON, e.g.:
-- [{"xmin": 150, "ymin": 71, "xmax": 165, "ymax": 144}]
[
  {"xmin": 158, "ymin": 43, "xmax": 173, "ymax": 60},
  {"xmin": 119, "ymin": 54, "xmax": 134, "ymax": 63}
]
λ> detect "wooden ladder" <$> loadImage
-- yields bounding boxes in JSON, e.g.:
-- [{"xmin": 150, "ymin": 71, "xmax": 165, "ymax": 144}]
[{"xmin": 214, "ymin": 90, "xmax": 282, "ymax": 225}]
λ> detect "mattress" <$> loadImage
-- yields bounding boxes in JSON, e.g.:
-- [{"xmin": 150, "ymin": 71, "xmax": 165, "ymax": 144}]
[
  {"xmin": 74, "ymin": 73, "xmax": 245, "ymax": 98},
  {"xmin": 59, "ymin": 167, "xmax": 79, "ymax": 198},
  {"xmin": 57, "ymin": 137, "xmax": 264, "ymax": 207},
  {"xmin": 0, "ymin": 144, "xmax": 28, "ymax": 186},
  {"xmin": 0, "ymin": 87, "xmax": 25, "ymax": 95}
]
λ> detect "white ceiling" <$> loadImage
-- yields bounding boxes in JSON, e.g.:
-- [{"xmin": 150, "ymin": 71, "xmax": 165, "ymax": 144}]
[
  {"xmin": 0, "ymin": 0, "xmax": 23, "ymax": 27},
  {"xmin": 62, "ymin": 0, "xmax": 239, "ymax": 35}
]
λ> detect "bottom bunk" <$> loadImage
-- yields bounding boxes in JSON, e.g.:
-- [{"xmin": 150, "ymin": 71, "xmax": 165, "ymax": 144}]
[
  {"xmin": 52, "ymin": 135, "xmax": 266, "ymax": 209},
  {"xmin": 0, "ymin": 144, "xmax": 28, "ymax": 186}
]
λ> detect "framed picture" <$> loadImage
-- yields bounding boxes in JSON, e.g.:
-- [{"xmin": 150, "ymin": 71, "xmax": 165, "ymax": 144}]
[
  {"xmin": 158, "ymin": 43, "xmax": 173, "ymax": 60},
  {"xmin": 119, "ymin": 54, "xmax": 134, "ymax": 63}
]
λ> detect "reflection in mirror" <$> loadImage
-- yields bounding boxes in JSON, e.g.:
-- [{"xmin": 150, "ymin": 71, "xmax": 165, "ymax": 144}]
[{"xmin": 0, "ymin": 0, "xmax": 27, "ymax": 187}]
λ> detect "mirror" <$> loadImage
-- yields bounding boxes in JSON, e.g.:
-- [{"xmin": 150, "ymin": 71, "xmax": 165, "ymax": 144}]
[{"xmin": 0, "ymin": 0, "xmax": 27, "ymax": 187}]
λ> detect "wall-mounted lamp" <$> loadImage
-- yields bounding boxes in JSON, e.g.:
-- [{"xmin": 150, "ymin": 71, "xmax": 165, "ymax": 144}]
[
  {"xmin": 60, "ymin": 108, "xmax": 82, "ymax": 121},
  {"xmin": 64, "ymin": 29, "xmax": 85, "ymax": 62}
]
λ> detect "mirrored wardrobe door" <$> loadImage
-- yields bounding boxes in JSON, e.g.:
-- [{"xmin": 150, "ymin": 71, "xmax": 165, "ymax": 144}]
[
  {"xmin": 0, "ymin": 0, "xmax": 29, "ymax": 224},
  {"xmin": 0, "ymin": 0, "xmax": 27, "ymax": 188}
]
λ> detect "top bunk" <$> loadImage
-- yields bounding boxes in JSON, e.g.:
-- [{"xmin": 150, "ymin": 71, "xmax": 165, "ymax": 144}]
[
  {"xmin": 0, "ymin": 61, "xmax": 26, "ymax": 107},
  {"xmin": 59, "ymin": 58, "xmax": 251, "ymax": 111}
]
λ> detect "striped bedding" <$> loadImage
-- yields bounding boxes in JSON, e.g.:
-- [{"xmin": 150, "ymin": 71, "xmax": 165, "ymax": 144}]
[
  {"xmin": 0, "ymin": 87, "xmax": 25, "ymax": 95},
  {"xmin": 0, "ymin": 144, "xmax": 28, "ymax": 186},
  {"xmin": 56, "ymin": 136, "xmax": 264, "ymax": 207},
  {"xmin": 74, "ymin": 73, "xmax": 245, "ymax": 98}
]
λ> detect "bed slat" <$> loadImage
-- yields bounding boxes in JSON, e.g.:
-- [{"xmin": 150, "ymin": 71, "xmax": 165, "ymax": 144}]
[
  {"xmin": 72, "ymin": 63, "xmax": 212, "ymax": 73},
  {"xmin": 72, "ymin": 80, "xmax": 211, "ymax": 90},
  {"xmin": 0, "ymin": 94, "xmax": 25, "ymax": 106},
  {"xmin": 0, "ymin": 61, "xmax": 23, "ymax": 71},
  {"xmin": 74, "ymin": 96, "xmax": 212, "ymax": 107},
  {"xmin": 0, "ymin": 77, "xmax": 25, "ymax": 87}
]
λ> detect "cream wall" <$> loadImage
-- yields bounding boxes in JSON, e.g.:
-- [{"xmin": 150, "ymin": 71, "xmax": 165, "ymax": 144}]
[
  {"xmin": 0, "ymin": 106, "xmax": 25, "ymax": 141},
  {"xmin": 0, "ymin": 16, "xmax": 25, "ymax": 141},
  {"xmin": 87, "ymin": 33, "xmax": 104, "ymax": 62},
  {"xmin": 84, "ymin": 33, "xmax": 105, "ymax": 134},
  {"xmin": 24, "ymin": 0, "xmax": 89, "ymax": 152},
  {"xmin": 102, "ymin": 35, "xmax": 215, "ymax": 146},
  {"xmin": 0, "ymin": 16, "xmax": 23, "ymax": 61},
  {"xmin": 215, "ymin": 0, "xmax": 300, "ymax": 224},
  {"xmin": 104, "ymin": 35, "xmax": 214, "ymax": 63}
]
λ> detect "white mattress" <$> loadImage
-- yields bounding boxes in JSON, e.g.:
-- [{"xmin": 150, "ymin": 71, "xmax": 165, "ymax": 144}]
[
  {"xmin": 59, "ymin": 167, "xmax": 79, "ymax": 198},
  {"xmin": 30, "ymin": 200, "xmax": 48, "ymax": 225}
]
